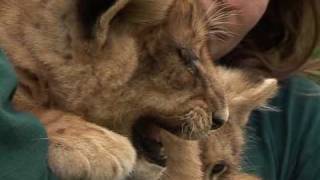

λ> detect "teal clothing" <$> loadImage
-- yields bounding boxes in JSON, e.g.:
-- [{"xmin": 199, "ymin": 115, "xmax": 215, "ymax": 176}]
[
  {"xmin": 244, "ymin": 76, "xmax": 320, "ymax": 180},
  {"xmin": 0, "ymin": 50, "xmax": 57, "ymax": 180}
]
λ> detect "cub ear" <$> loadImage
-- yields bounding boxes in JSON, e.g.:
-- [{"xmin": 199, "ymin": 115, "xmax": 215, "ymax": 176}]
[
  {"xmin": 217, "ymin": 67, "xmax": 278, "ymax": 126},
  {"xmin": 231, "ymin": 78, "xmax": 278, "ymax": 110}
]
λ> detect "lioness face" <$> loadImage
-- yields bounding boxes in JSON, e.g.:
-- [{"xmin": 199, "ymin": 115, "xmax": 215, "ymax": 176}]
[
  {"xmin": 25, "ymin": 0, "xmax": 228, "ymax": 138},
  {"xmin": 131, "ymin": 0, "xmax": 229, "ymax": 137},
  {"xmin": 59, "ymin": 0, "xmax": 231, "ymax": 137},
  {"xmin": 100, "ymin": 0, "xmax": 232, "ymax": 165}
]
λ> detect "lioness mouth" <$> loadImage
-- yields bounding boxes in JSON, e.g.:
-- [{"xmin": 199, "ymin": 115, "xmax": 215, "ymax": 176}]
[
  {"xmin": 133, "ymin": 117, "xmax": 167, "ymax": 166},
  {"xmin": 132, "ymin": 108, "xmax": 223, "ymax": 166},
  {"xmin": 132, "ymin": 116, "xmax": 179, "ymax": 166}
]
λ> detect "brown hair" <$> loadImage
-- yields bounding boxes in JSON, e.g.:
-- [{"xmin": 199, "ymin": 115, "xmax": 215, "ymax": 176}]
[{"xmin": 219, "ymin": 0, "xmax": 320, "ymax": 79}]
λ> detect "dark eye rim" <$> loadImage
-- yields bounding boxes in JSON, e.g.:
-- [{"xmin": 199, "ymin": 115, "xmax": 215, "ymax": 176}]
[{"xmin": 177, "ymin": 47, "xmax": 199, "ymax": 74}]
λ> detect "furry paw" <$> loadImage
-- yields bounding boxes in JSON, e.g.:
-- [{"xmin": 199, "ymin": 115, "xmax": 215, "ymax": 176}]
[{"xmin": 46, "ymin": 115, "xmax": 136, "ymax": 180}]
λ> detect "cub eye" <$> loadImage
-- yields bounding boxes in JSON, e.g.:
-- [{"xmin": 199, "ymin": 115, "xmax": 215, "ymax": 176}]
[
  {"xmin": 210, "ymin": 161, "xmax": 228, "ymax": 179},
  {"xmin": 177, "ymin": 47, "xmax": 199, "ymax": 74}
]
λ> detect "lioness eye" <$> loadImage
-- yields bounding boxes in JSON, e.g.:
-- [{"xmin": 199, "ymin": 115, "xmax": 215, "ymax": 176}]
[
  {"xmin": 177, "ymin": 47, "xmax": 199, "ymax": 74},
  {"xmin": 210, "ymin": 161, "xmax": 227, "ymax": 179}
]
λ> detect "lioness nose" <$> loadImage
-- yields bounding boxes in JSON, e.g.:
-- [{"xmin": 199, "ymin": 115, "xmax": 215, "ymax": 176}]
[
  {"xmin": 211, "ymin": 108, "xmax": 229, "ymax": 130},
  {"xmin": 211, "ymin": 116, "xmax": 225, "ymax": 130}
]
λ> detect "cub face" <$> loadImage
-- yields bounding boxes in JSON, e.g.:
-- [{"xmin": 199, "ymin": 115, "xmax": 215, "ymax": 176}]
[
  {"xmin": 201, "ymin": 67, "xmax": 277, "ymax": 180},
  {"xmin": 202, "ymin": 121, "xmax": 253, "ymax": 180}
]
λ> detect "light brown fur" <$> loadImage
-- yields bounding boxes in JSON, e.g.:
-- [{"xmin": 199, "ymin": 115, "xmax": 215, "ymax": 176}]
[
  {"xmin": 0, "ymin": 0, "xmax": 275, "ymax": 179},
  {"xmin": 200, "ymin": 67, "xmax": 277, "ymax": 180},
  {"xmin": 129, "ymin": 67, "xmax": 277, "ymax": 180}
]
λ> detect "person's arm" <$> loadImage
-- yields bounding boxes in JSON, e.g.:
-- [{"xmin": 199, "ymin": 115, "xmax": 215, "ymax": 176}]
[{"xmin": 0, "ymin": 50, "xmax": 57, "ymax": 180}]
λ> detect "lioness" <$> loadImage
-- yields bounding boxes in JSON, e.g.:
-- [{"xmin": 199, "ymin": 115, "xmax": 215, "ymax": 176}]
[{"xmin": 0, "ymin": 0, "xmax": 276, "ymax": 179}]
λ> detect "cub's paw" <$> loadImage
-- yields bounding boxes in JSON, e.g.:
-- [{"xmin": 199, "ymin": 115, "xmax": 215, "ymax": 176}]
[{"xmin": 47, "ymin": 119, "xmax": 136, "ymax": 180}]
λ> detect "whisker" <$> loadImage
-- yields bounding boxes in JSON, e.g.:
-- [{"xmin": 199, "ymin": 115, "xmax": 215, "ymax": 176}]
[{"xmin": 203, "ymin": 0, "xmax": 239, "ymax": 41}]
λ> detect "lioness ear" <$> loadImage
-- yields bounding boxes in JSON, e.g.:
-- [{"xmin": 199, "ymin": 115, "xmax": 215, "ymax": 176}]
[
  {"xmin": 77, "ymin": 0, "xmax": 175, "ymax": 44},
  {"xmin": 77, "ymin": 0, "xmax": 129, "ymax": 39},
  {"xmin": 118, "ymin": 0, "xmax": 175, "ymax": 25},
  {"xmin": 218, "ymin": 67, "xmax": 278, "ymax": 126}
]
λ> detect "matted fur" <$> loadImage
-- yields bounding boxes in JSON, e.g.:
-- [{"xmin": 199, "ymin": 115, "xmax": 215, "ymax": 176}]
[{"xmin": 0, "ymin": 0, "xmax": 276, "ymax": 179}]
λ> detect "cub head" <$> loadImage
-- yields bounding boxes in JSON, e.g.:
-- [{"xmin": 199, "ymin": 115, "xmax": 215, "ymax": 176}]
[{"xmin": 201, "ymin": 67, "xmax": 277, "ymax": 180}]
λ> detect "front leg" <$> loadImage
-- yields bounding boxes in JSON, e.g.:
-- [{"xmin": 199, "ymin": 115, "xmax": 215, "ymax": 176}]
[{"xmin": 35, "ymin": 109, "xmax": 136, "ymax": 180}]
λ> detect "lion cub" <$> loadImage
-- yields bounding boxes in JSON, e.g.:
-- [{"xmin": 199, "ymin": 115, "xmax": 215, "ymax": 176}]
[
  {"xmin": 200, "ymin": 68, "xmax": 277, "ymax": 180},
  {"xmin": 128, "ymin": 67, "xmax": 277, "ymax": 180}
]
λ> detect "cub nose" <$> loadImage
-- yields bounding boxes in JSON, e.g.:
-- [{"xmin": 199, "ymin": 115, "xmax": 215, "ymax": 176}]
[{"xmin": 211, "ymin": 116, "xmax": 225, "ymax": 130}]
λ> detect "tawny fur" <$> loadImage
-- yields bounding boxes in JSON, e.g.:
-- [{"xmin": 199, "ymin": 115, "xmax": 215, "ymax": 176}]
[
  {"xmin": 0, "ymin": 0, "xmax": 274, "ymax": 179},
  {"xmin": 200, "ymin": 68, "xmax": 277, "ymax": 180},
  {"xmin": 128, "ymin": 67, "xmax": 277, "ymax": 180}
]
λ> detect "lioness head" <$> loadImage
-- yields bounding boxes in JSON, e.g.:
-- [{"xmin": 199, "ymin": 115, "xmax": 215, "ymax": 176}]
[
  {"xmin": 33, "ymin": 0, "xmax": 233, "ymax": 141},
  {"xmin": 90, "ymin": 0, "xmax": 235, "ymax": 138}
]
